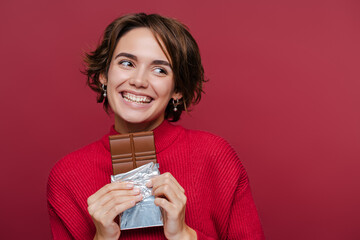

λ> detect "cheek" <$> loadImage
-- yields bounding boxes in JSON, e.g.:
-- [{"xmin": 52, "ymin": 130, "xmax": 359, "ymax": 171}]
[
  {"xmin": 153, "ymin": 78, "xmax": 175, "ymax": 97},
  {"xmin": 107, "ymin": 70, "xmax": 130, "ymax": 88}
]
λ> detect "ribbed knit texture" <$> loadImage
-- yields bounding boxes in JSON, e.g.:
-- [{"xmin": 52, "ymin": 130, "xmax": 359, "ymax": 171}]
[{"xmin": 47, "ymin": 120, "xmax": 265, "ymax": 239}]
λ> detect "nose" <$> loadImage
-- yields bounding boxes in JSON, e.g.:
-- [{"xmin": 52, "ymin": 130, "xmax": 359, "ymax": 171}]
[{"xmin": 129, "ymin": 67, "xmax": 149, "ymax": 88}]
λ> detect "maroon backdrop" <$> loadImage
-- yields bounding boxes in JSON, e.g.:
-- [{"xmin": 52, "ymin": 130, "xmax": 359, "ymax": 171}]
[{"xmin": 1, "ymin": 0, "xmax": 359, "ymax": 239}]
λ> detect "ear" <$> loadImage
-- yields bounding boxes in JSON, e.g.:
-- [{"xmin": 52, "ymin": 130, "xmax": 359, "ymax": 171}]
[
  {"xmin": 171, "ymin": 92, "xmax": 183, "ymax": 100},
  {"xmin": 99, "ymin": 73, "xmax": 107, "ymax": 85}
]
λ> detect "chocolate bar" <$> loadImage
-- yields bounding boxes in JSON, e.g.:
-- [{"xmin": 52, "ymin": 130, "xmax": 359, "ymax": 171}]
[{"xmin": 109, "ymin": 131, "xmax": 157, "ymax": 175}]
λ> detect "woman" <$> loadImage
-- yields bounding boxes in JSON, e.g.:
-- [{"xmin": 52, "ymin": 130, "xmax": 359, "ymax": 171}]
[{"xmin": 47, "ymin": 13, "xmax": 264, "ymax": 240}]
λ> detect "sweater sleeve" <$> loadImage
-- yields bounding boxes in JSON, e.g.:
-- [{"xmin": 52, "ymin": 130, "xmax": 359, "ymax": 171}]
[
  {"xmin": 47, "ymin": 161, "xmax": 96, "ymax": 240},
  {"xmin": 48, "ymin": 205, "xmax": 74, "ymax": 239},
  {"xmin": 194, "ymin": 230, "xmax": 218, "ymax": 240},
  {"xmin": 186, "ymin": 131, "xmax": 264, "ymax": 240},
  {"xmin": 227, "ymin": 168, "xmax": 265, "ymax": 240}
]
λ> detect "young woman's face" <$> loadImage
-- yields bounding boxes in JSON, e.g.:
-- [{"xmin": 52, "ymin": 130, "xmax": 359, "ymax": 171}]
[{"xmin": 101, "ymin": 27, "xmax": 181, "ymax": 132}]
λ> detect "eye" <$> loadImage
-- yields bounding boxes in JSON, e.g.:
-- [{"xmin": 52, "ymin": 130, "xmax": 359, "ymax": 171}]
[
  {"xmin": 153, "ymin": 67, "xmax": 168, "ymax": 75},
  {"xmin": 119, "ymin": 60, "xmax": 134, "ymax": 68}
]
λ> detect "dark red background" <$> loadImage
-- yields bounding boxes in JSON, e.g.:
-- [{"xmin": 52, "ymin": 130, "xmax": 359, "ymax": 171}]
[{"xmin": 1, "ymin": 0, "xmax": 359, "ymax": 239}]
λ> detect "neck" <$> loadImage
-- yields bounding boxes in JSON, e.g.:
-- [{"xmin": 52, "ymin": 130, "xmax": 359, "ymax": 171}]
[{"xmin": 114, "ymin": 115, "xmax": 165, "ymax": 133}]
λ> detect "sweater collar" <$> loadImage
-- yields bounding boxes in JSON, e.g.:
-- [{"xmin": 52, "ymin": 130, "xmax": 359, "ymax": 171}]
[{"xmin": 101, "ymin": 120, "xmax": 183, "ymax": 154}]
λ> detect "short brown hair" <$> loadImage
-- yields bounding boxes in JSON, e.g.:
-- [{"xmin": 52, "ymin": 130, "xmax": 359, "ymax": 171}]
[{"xmin": 83, "ymin": 13, "xmax": 206, "ymax": 122}]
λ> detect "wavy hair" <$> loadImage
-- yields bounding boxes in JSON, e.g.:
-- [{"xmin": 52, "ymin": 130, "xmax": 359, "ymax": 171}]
[{"xmin": 83, "ymin": 13, "xmax": 206, "ymax": 122}]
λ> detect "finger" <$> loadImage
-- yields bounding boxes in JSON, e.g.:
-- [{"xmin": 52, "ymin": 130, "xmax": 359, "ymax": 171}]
[
  {"xmin": 152, "ymin": 185, "xmax": 186, "ymax": 207},
  {"xmin": 151, "ymin": 179, "xmax": 184, "ymax": 200},
  {"xmin": 88, "ymin": 182, "xmax": 134, "ymax": 205},
  {"xmin": 148, "ymin": 173, "xmax": 184, "ymax": 193},
  {"xmin": 154, "ymin": 197, "xmax": 177, "ymax": 217},
  {"xmin": 92, "ymin": 187, "xmax": 141, "ymax": 210},
  {"xmin": 103, "ymin": 194, "xmax": 142, "ymax": 216},
  {"xmin": 149, "ymin": 173, "xmax": 185, "ymax": 193},
  {"xmin": 88, "ymin": 190, "xmax": 142, "ymax": 215},
  {"xmin": 92, "ymin": 197, "xmax": 141, "ymax": 226}
]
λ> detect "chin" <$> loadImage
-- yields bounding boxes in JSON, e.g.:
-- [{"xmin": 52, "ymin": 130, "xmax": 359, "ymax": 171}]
[
  {"xmin": 117, "ymin": 111, "xmax": 161, "ymax": 125},
  {"xmin": 111, "ymin": 100, "xmax": 166, "ymax": 128},
  {"xmin": 120, "ymin": 115, "xmax": 148, "ymax": 124}
]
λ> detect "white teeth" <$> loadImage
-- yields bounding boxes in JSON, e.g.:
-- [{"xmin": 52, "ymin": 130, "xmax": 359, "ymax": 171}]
[{"xmin": 122, "ymin": 92, "xmax": 152, "ymax": 104}]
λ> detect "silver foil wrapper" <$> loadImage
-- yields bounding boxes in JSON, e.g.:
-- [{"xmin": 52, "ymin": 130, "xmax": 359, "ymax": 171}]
[{"xmin": 111, "ymin": 162, "xmax": 163, "ymax": 230}]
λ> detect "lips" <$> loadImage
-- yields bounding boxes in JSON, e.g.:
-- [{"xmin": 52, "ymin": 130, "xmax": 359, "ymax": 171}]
[{"xmin": 121, "ymin": 91, "xmax": 153, "ymax": 104}]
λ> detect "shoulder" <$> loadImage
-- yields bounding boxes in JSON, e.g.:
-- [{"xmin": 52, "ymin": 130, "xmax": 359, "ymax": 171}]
[
  {"xmin": 180, "ymin": 127, "xmax": 249, "ymax": 191},
  {"xmin": 181, "ymin": 127, "xmax": 244, "ymax": 170},
  {"xmin": 184, "ymin": 128, "xmax": 237, "ymax": 155}
]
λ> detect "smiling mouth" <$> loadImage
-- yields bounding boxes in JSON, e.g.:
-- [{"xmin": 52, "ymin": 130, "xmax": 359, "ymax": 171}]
[{"xmin": 121, "ymin": 92, "xmax": 153, "ymax": 104}]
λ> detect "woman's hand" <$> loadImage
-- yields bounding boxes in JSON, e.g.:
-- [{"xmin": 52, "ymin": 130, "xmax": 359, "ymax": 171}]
[
  {"xmin": 87, "ymin": 182, "xmax": 143, "ymax": 240},
  {"xmin": 146, "ymin": 172, "xmax": 197, "ymax": 240}
]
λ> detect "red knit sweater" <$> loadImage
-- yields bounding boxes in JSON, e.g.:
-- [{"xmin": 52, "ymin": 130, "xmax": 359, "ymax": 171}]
[{"xmin": 47, "ymin": 120, "xmax": 264, "ymax": 239}]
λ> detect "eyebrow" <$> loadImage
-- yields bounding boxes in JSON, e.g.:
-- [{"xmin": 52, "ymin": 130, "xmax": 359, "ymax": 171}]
[
  {"xmin": 115, "ymin": 52, "xmax": 171, "ymax": 67},
  {"xmin": 152, "ymin": 60, "xmax": 171, "ymax": 67},
  {"xmin": 115, "ymin": 52, "xmax": 137, "ymax": 60}
]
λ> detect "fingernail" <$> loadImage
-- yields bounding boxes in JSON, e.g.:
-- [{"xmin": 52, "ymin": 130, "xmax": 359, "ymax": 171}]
[
  {"xmin": 132, "ymin": 188, "xmax": 140, "ymax": 194},
  {"xmin": 145, "ymin": 180, "xmax": 152, "ymax": 187},
  {"xmin": 136, "ymin": 195, "xmax": 143, "ymax": 200},
  {"xmin": 126, "ymin": 183, "xmax": 134, "ymax": 188}
]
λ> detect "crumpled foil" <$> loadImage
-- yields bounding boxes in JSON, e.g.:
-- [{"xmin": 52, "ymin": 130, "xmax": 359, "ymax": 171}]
[{"xmin": 111, "ymin": 162, "xmax": 163, "ymax": 230}]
